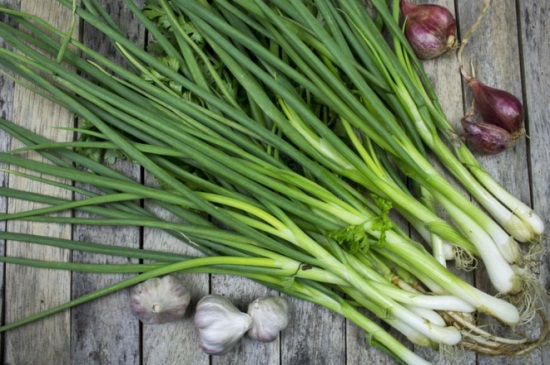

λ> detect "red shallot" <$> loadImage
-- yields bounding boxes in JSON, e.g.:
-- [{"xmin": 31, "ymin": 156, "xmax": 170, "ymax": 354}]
[
  {"xmin": 464, "ymin": 75, "xmax": 524, "ymax": 134},
  {"xmin": 461, "ymin": 115, "xmax": 516, "ymax": 155},
  {"xmin": 400, "ymin": 0, "xmax": 458, "ymax": 59}
]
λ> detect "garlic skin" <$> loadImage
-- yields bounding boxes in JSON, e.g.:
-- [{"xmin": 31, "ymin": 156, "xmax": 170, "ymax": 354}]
[
  {"xmin": 194, "ymin": 294, "xmax": 253, "ymax": 355},
  {"xmin": 247, "ymin": 296, "xmax": 289, "ymax": 342},
  {"xmin": 130, "ymin": 275, "xmax": 191, "ymax": 324}
]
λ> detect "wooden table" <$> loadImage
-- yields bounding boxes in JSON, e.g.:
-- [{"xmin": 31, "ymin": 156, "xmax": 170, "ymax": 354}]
[{"xmin": 0, "ymin": 1, "xmax": 548, "ymax": 364}]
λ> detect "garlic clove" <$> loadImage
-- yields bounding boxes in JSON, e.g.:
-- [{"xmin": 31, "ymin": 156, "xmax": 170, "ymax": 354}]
[
  {"xmin": 130, "ymin": 274, "xmax": 191, "ymax": 325},
  {"xmin": 194, "ymin": 294, "xmax": 253, "ymax": 355},
  {"xmin": 247, "ymin": 296, "xmax": 289, "ymax": 343}
]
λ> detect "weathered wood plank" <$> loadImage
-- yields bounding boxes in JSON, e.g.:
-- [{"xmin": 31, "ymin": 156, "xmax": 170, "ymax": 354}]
[
  {"xmin": 0, "ymin": 1, "xmax": 20, "ymax": 362},
  {"xmin": 138, "ymin": 5, "xmax": 210, "ymax": 362},
  {"xmin": 518, "ymin": 1, "xmax": 550, "ymax": 364},
  {"xmin": 346, "ymin": 308, "xmax": 402, "ymax": 365},
  {"xmin": 457, "ymin": 1, "xmax": 540, "ymax": 364},
  {"xmin": 3, "ymin": 1, "xmax": 75, "ymax": 364},
  {"xmin": 70, "ymin": 1, "xmax": 144, "ymax": 364},
  {"xmin": 457, "ymin": 0, "xmax": 530, "ymax": 205},
  {"xmin": 282, "ymin": 296, "xmax": 346, "ymax": 365},
  {"xmin": 141, "ymin": 182, "xmax": 210, "ymax": 365}
]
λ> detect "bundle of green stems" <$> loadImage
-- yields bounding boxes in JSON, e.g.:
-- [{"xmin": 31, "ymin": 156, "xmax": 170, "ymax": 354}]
[{"xmin": 0, "ymin": 0, "xmax": 545, "ymax": 363}]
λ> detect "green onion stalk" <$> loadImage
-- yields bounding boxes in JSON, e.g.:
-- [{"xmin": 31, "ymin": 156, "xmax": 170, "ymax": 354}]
[
  {"xmin": 143, "ymin": 0, "xmax": 530, "ymax": 293},
  {"xmin": 0, "ymin": 7, "xmax": 518, "ymax": 319},
  {"xmin": 382, "ymin": 0, "xmax": 544, "ymax": 242},
  {"xmin": 0, "ymin": 243, "xmax": 436, "ymax": 365},
  {"xmin": 313, "ymin": 0, "xmax": 541, "ymax": 248},
  {"xmin": 226, "ymin": 0, "xmax": 536, "ymax": 287},
  {"xmin": 0, "ymin": 0, "xmax": 524, "ymax": 322},
  {"xmin": 0, "ymin": 118, "xmax": 512, "ymax": 320},
  {"xmin": 0, "ymin": 124, "xmax": 450, "ymax": 365},
  {"xmin": 0, "ymin": 117, "xmax": 520, "ymax": 351},
  {"xmin": 0, "ymin": 120, "xmax": 469, "ymax": 359},
  {"xmin": 113, "ymin": 0, "xmax": 512, "ymax": 293},
  {"xmin": 0, "ymin": 0, "xmax": 546, "ymax": 363}
]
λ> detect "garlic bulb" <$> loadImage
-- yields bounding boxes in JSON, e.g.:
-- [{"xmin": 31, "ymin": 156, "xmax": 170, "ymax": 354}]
[
  {"xmin": 194, "ymin": 294, "xmax": 253, "ymax": 355},
  {"xmin": 247, "ymin": 296, "xmax": 289, "ymax": 342},
  {"xmin": 130, "ymin": 274, "xmax": 191, "ymax": 324}
]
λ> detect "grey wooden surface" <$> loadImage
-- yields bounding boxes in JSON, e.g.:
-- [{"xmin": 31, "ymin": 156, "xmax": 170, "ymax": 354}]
[{"xmin": 0, "ymin": 1, "xmax": 548, "ymax": 364}]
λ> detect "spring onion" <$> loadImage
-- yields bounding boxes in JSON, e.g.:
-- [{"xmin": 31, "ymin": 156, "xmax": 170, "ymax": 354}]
[{"xmin": 0, "ymin": 1, "xmax": 546, "ymax": 364}]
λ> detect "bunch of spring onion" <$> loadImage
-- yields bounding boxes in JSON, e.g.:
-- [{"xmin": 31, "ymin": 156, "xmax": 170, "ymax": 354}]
[
  {"xmin": 0, "ymin": 0, "xmax": 546, "ymax": 363},
  {"xmin": 166, "ymin": 0, "xmax": 543, "ymax": 292}
]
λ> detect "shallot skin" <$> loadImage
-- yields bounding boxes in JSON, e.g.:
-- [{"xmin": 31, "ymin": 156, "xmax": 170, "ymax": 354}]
[
  {"xmin": 400, "ymin": 0, "xmax": 457, "ymax": 59},
  {"xmin": 467, "ymin": 78, "xmax": 524, "ymax": 134},
  {"xmin": 461, "ymin": 116, "xmax": 515, "ymax": 155}
]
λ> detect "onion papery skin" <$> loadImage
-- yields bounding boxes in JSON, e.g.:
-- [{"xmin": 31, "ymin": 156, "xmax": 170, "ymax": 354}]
[
  {"xmin": 400, "ymin": 0, "xmax": 458, "ymax": 59},
  {"xmin": 461, "ymin": 116, "xmax": 516, "ymax": 155},
  {"xmin": 467, "ymin": 77, "xmax": 525, "ymax": 134}
]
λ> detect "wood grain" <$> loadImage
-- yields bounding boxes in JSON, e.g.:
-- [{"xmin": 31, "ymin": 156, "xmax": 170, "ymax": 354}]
[
  {"xmin": 69, "ymin": 1, "xmax": 143, "ymax": 363},
  {"xmin": 0, "ymin": 0, "xmax": 19, "ymax": 361},
  {"xmin": 281, "ymin": 296, "xmax": 345, "ymax": 365},
  {"xmin": 518, "ymin": 1, "xmax": 550, "ymax": 364},
  {"xmin": 457, "ymin": 1, "xmax": 540, "ymax": 365},
  {"xmin": 4, "ymin": 1, "xmax": 74, "ymax": 364},
  {"xmin": 141, "ymin": 181, "xmax": 209, "ymax": 365}
]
